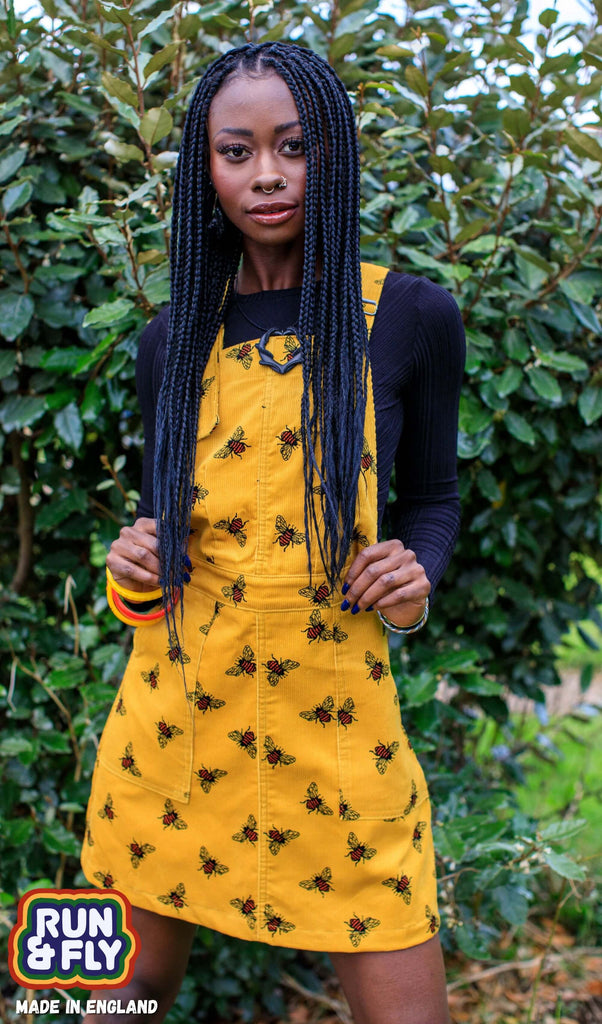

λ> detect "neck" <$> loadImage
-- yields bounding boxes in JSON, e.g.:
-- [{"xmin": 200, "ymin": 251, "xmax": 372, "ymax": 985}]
[{"xmin": 237, "ymin": 241, "xmax": 305, "ymax": 293}]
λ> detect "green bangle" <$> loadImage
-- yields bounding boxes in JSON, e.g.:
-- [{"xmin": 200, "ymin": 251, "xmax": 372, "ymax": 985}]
[{"xmin": 377, "ymin": 597, "xmax": 429, "ymax": 635}]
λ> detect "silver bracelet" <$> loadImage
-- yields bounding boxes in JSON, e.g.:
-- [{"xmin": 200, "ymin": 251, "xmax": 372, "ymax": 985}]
[{"xmin": 377, "ymin": 596, "xmax": 429, "ymax": 635}]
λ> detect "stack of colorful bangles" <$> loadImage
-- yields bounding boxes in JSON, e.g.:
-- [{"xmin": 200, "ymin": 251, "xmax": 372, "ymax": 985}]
[{"xmin": 106, "ymin": 567, "xmax": 177, "ymax": 627}]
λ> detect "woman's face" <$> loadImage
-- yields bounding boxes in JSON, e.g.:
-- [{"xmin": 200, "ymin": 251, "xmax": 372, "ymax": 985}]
[{"xmin": 207, "ymin": 72, "xmax": 306, "ymax": 251}]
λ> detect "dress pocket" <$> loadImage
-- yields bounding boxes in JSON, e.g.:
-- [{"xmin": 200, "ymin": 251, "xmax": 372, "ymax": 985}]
[
  {"xmin": 96, "ymin": 588, "xmax": 216, "ymax": 803},
  {"xmin": 334, "ymin": 620, "xmax": 429, "ymax": 820}
]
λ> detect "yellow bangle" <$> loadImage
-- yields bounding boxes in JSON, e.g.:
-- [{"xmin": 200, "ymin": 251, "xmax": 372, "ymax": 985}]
[{"xmin": 106, "ymin": 566, "xmax": 163, "ymax": 603}]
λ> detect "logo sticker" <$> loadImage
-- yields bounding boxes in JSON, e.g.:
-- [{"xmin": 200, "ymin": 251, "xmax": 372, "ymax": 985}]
[{"xmin": 9, "ymin": 889, "xmax": 140, "ymax": 990}]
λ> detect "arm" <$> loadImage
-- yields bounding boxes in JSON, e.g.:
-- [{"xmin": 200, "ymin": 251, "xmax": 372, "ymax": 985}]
[{"xmin": 342, "ymin": 278, "xmax": 465, "ymax": 628}]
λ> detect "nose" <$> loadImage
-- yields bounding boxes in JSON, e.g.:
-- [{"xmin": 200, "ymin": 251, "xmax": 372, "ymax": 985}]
[{"xmin": 253, "ymin": 174, "xmax": 287, "ymax": 194}]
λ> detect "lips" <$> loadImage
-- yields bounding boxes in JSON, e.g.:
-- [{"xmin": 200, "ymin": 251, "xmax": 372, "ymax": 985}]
[{"xmin": 247, "ymin": 202, "xmax": 297, "ymax": 214}]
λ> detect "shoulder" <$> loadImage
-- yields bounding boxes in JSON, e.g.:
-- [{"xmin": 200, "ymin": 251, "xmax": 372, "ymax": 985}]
[{"xmin": 380, "ymin": 269, "xmax": 463, "ymax": 332}]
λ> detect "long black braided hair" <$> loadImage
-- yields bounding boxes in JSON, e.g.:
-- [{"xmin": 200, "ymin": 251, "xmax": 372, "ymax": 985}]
[{"xmin": 154, "ymin": 41, "xmax": 369, "ymax": 628}]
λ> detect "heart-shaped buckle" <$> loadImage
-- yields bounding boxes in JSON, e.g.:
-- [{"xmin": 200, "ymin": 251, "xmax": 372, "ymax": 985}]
[{"xmin": 256, "ymin": 327, "xmax": 302, "ymax": 374}]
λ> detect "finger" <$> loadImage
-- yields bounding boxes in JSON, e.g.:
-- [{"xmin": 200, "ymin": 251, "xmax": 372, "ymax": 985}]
[
  {"xmin": 347, "ymin": 563, "xmax": 422, "ymax": 612},
  {"xmin": 343, "ymin": 540, "xmax": 404, "ymax": 590},
  {"xmin": 342, "ymin": 544, "xmax": 415, "ymax": 610},
  {"xmin": 107, "ymin": 555, "xmax": 162, "ymax": 591}
]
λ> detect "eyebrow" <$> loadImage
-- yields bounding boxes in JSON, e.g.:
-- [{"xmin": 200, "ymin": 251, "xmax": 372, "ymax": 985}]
[{"xmin": 213, "ymin": 120, "xmax": 301, "ymax": 140}]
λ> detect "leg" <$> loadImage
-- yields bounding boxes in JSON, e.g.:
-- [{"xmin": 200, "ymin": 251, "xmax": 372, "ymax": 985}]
[
  {"xmin": 83, "ymin": 906, "xmax": 196, "ymax": 1024},
  {"xmin": 330, "ymin": 935, "xmax": 450, "ymax": 1024}
]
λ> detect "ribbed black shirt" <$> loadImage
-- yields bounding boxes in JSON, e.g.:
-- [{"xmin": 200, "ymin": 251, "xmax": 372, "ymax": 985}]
[{"xmin": 135, "ymin": 270, "xmax": 466, "ymax": 593}]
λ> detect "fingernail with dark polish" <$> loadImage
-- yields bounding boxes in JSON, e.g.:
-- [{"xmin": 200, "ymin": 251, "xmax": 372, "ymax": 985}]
[
  {"xmin": 340, "ymin": 600, "xmax": 350, "ymax": 611},
  {"xmin": 342, "ymin": 582, "xmax": 350, "ymax": 595},
  {"xmin": 183, "ymin": 555, "xmax": 192, "ymax": 570},
  {"xmin": 182, "ymin": 572, "xmax": 191, "ymax": 584},
  {"xmin": 351, "ymin": 604, "xmax": 360, "ymax": 614},
  {"xmin": 366, "ymin": 605, "xmax": 373, "ymax": 611}
]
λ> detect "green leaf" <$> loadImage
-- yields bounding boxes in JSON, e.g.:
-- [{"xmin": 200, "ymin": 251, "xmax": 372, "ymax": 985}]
[
  {"xmin": 564, "ymin": 126, "xmax": 602, "ymax": 164},
  {"xmin": 101, "ymin": 71, "xmax": 138, "ymax": 109},
  {"xmin": 578, "ymin": 385, "xmax": 602, "ymax": 425},
  {"xmin": 0, "ymin": 736, "xmax": 33, "ymax": 757},
  {"xmin": 2, "ymin": 179, "xmax": 33, "ymax": 216},
  {"xmin": 404, "ymin": 65, "xmax": 429, "ymax": 97},
  {"xmin": 0, "ymin": 115, "xmax": 26, "ymax": 136},
  {"xmin": 42, "ymin": 823, "xmax": 81, "ymax": 857},
  {"xmin": 543, "ymin": 849, "xmax": 586, "ymax": 881},
  {"xmin": 455, "ymin": 218, "xmax": 490, "ymax": 245},
  {"xmin": 0, "ymin": 146, "xmax": 26, "ymax": 183},
  {"xmin": 0, "ymin": 395, "xmax": 47, "ymax": 431},
  {"xmin": 502, "ymin": 107, "xmax": 530, "ymax": 140},
  {"xmin": 526, "ymin": 366, "xmax": 562, "ymax": 403},
  {"xmin": 144, "ymin": 43, "xmax": 179, "ymax": 79},
  {"xmin": 54, "ymin": 402, "xmax": 83, "ymax": 451},
  {"xmin": 504, "ymin": 411, "xmax": 537, "ymax": 445},
  {"xmin": 495, "ymin": 365, "xmax": 522, "ymax": 397},
  {"xmin": 83, "ymin": 298, "xmax": 136, "ymax": 328},
  {"xmin": 567, "ymin": 298, "xmax": 601, "ymax": 334},
  {"xmin": 0, "ymin": 350, "xmax": 16, "ymax": 376},
  {"xmin": 140, "ymin": 106, "xmax": 173, "ymax": 146},
  {"xmin": 104, "ymin": 139, "xmax": 145, "ymax": 164},
  {"xmin": 376, "ymin": 45, "xmax": 414, "ymax": 60},
  {"xmin": 539, "ymin": 819, "xmax": 587, "ymax": 844},
  {"xmin": 0, "ymin": 291, "xmax": 34, "ymax": 341},
  {"xmin": 538, "ymin": 351, "xmax": 588, "ymax": 375},
  {"xmin": 539, "ymin": 7, "xmax": 558, "ymax": 27},
  {"xmin": 399, "ymin": 671, "xmax": 438, "ymax": 707}
]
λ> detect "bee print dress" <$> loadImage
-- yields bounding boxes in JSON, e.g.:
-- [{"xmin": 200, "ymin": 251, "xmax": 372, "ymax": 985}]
[{"xmin": 82, "ymin": 263, "xmax": 440, "ymax": 952}]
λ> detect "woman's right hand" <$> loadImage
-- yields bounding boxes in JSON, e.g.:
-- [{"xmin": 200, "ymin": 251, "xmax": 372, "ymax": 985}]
[{"xmin": 106, "ymin": 518, "xmax": 161, "ymax": 593}]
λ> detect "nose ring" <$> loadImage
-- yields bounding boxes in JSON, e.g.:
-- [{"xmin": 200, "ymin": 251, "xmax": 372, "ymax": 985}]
[{"xmin": 261, "ymin": 177, "xmax": 287, "ymax": 194}]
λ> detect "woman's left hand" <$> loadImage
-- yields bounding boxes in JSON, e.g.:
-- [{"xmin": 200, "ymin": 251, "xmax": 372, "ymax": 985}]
[{"xmin": 341, "ymin": 539, "xmax": 430, "ymax": 628}]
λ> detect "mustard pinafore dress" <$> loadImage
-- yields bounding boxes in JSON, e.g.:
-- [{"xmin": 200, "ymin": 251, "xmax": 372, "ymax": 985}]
[{"xmin": 82, "ymin": 263, "xmax": 439, "ymax": 952}]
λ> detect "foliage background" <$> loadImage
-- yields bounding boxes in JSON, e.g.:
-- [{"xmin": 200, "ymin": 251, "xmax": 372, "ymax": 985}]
[{"xmin": 1, "ymin": 0, "xmax": 601, "ymax": 1020}]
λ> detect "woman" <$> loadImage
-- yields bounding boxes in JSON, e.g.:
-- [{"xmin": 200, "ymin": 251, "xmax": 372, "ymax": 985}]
[{"xmin": 82, "ymin": 41, "xmax": 464, "ymax": 1024}]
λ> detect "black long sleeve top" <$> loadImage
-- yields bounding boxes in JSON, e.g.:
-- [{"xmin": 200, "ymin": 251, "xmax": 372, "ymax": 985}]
[{"xmin": 135, "ymin": 270, "xmax": 465, "ymax": 593}]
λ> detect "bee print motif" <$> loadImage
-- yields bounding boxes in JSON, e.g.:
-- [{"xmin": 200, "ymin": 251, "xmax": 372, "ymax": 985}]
[
  {"xmin": 166, "ymin": 633, "xmax": 190, "ymax": 666},
  {"xmin": 263, "ymin": 736, "xmax": 296, "ymax": 768},
  {"xmin": 264, "ymin": 825, "xmax": 300, "ymax": 856},
  {"xmin": 198, "ymin": 846, "xmax": 229, "ymax": 877},
  {"xmin": 119, "ymin": 743, "xmax": 141, "ymax": 777},
  {"xmin": 276, "ymin": 425, "xmax": 301, "ymax": 460},
  {"xmin": 412, "ymin": 821, "xmax": 427, "ymax": 853},
  {"xmin": 114, "ymin": 693, "xmax": 126, "ymax": 716},
  {"xmin": 191, "ymin": 483, "xmax": 208, "ymax": 507},
  {"xmin": 187, "ymin": 683, "xmax": 225, "ymax": 714},
  {"xmin": 299, "ymin": 695, "xmax": 335, "ymax": 727},
  {"xmin": 195, "ymin": 765, "xmax": 228, "ymax": 793},
  {"xmin": 231, "ymin": 895, "xmax": 257, "ymax": 928},
  {"xmin": 331, "ymin": 623, "xmax": 349, "ymax": 644},
  {"xmin": 159, "ymin": 799, "xmax": 187, "ymax": 830},
  {"xmin": 232, "ymin": 814, "xmax": 258, "ymax": 845},
  {"xmin": 228, "ymin": 726, "xmax": 257, "ymax": 758},
  {"xmin": 221, "ymin": 574, "xmax": 246, "ymax": 606},
  {"xmin": 370, "ymin": 740, "xmax": 400, "ymax": 774},
  {"xmin": 337, "ymin": 698, "xmax": 357, "ymax": 728},
  {"xmin": 360, "ymin": 436, "xmax": 376, "ymax": 479},
  {"xmin": 298, "ymin": 581, "xmax": 331, "ymax": 607},
  {"xmin": 284, "ymin": 334, "xmax": 300, "ymax": 362},
  {"xmin": 127, "ymin": 839, "xmax": 155, "ymax": 869},
  {"xmin": 338, "ymin": 791, "xmax": 360, "ymax": 821},
  {"xmin": 299, "ymin": 867, "xmax": 334, "ymax": 896},
  {"xmin": 214, "ymin": 426, "xmax": 251, "ymax": 460},
  {"xmin": 226, "ymin": 342, "xmax": 254, "ymax": 369},
  {"xmin": 346, "ymin": 832, "xmax": 377, "ymax": 865},
  {"xmin": 382, "ymin": 874, "xmax": 413, "ymax": 905},
  {"xmin": 226, "ymin": 645, "xmax": 256, "ymax": 677},
  {"xmin": 141, "ymin": 664, "xmax": 160, "ymax": 692},
  {"xmin": 93, "ymin": 871, "xmax": 116, "ymax": 888},
  {"xmin": 262, "ymin": 904, "xmax": 295, "ymax": 937},
  {"xmin": 156, "ymin": 720, "xmax": 184, "ymax": 748},
  {"xmin": 158, "ymin": 883, "xmax": 188, "ymax": 910},
  {"xmin": 403, "ymin": 780, "xmax": 419, "ymax": 816},
  {"xmin": 213, "ymin": 513, "xmax": 248, "ymax": 547},
  {"xmin": 425, "ymin": 905, "xmax": 439, "ymax": 934},
  {"xmin": 199, "ymin": 375, "xmax": 215, "ymax": 400},
  {"xmin": 345, "ymin": 915, "xmax": 380, "ymax": 948},
  {"xmin": 351, "ymin": 526, "xmax": 369, "ymax": 548},
  {"xmin": 301, "ymin": 782, "xmax": 333, "ymax": 816},
  {"xmin": 365, "ymin": 650, "xmax": 390, "ymax": 683},
  {"xmin": 303, "ymin": 610, "xmax": 332, "ymax": 643},
  {"xmin": 98, "ymin": 794, "xmax": 116, "ymax": 822},
  {"xmin": 262, "ymin": 655, "xmax": 300, "ymax": 686},
  {"xmin": 273, "ymin": 515, "xmax": 305, "ymax": 550},
  {"xmin": 199, "ymin": 600, "xmax": 223, "ymax": 635}
]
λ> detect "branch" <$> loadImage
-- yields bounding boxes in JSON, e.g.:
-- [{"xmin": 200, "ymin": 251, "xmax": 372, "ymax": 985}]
[
  {"xmin": 525, "ymin": 206, "xmax": 602, "ymax": 308},
  {"xmin": 9, "ymin": 431, "xmax": 34, "ymax": 593}
]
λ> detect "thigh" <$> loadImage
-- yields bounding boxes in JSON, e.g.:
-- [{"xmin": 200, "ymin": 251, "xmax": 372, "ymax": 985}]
[
  {"xmin": 83, "ymin": 906, "xmax": 196, "ymax": 1023},
  {"xmin": 330, "ymin": 935, "xmax": 450, "ymax": 1024}
]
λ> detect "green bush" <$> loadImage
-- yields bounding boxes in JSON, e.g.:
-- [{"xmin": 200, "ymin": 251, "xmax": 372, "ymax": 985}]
[{"xmin": 1, "ymin": 0, "xmax": 601, "ymax": 1019}]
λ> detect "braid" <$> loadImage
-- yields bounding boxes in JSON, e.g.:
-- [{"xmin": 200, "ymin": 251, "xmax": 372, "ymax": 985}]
[{"xmin": 154, "ymin": 42, "xmax": 368, "ymax": 637}]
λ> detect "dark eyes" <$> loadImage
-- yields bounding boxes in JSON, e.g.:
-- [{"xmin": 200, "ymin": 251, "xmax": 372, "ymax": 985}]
[{"xmin": 216, "ymin": 137, "xmax": 305, "ymax": 160}]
